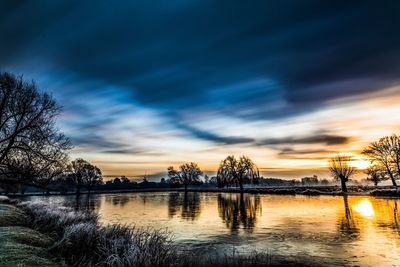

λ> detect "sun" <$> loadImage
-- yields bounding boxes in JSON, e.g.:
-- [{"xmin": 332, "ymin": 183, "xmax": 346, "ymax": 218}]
[
  {"xmin": 348, "ymin": 154, "xmax": 371, "ymax": 169},
  {"xmin": 350, "ymin": 159, "xmax": 370, "ymax": 169}
]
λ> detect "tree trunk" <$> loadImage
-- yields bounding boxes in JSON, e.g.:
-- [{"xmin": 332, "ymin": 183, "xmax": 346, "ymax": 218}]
[
  {"xmin": 239, "ymin": 182, "xmax": 243, "ymax": 191},
  {"xmin": 387, "ymin": 169, "xmax": 398, "ymax": 188},
  {"xmin": 340, "ymin": 178, "xmax": 348, "ymax": 193},
  {"xmin": 76, "ymin": 185, "xmax": 81, "ymax": 195},
  {"xmin": 184, "ymin": 184, "xmax": 188, "ymax": 191}
]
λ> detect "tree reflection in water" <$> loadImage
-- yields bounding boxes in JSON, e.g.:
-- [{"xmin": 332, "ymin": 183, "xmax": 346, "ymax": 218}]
[
  {"xmin": 338, "ymin": 195, "xmax": 360, "ymax": 239},
  {"xmin": 168, "ymin": 192, "xmax": 201, "ymax": 221},
  {"xmin": 218, "ymin": 193, "xmax": 261, "ymax": 233},
  {"xmin": 72, "ymin": 194, "xmax": 101, "ymax": 212},
  {"xmin": 105, "ymin": 195, "xmax": 130, "ymax": 207},
  {"xmin": 375, "ymin": 199, "xmax": 400, "ymax": 235}
]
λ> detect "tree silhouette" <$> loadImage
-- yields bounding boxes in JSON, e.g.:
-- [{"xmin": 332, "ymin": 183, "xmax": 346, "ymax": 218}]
[
  {"xmin": 69, "ymin": 158, "xmax": 102, "ymax": 195},
  {"xmin": 329, "ymin": 154, "xmax": 355, "ymax": 193},
  {"xmin": 365, "ymin": 164, "xmax": 387, "ymax": 186},
  {"xmin": 217, "ymin": 155, "xmax": 259, "ymax": 190},
  {"xmin": 0, "ymin": 72, "xmax": 71, "ymax": 190},
  {"xmin": 167, "ymin": 162, "xmax": 202, "ymax": 191},
  {"xmin": 363, "ymin": 135, "xmax": 400, "ymax": 187}
]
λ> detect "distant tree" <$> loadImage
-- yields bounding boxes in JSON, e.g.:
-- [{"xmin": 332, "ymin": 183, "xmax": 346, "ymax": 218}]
[
  {"xmin": 301, "ymin": 175, "xmax": 319, "ymax": 185},
  {"xmin": 362, "ymin": 136, "xmax": 399, "ymax": 187},
  {"xmin": 217, "ymin": 156, "xmax": 236, "ymax": 188},
  {"xmin": 168, "ymin": 162, "xmax": 203, "ymax": 191},
  {"xmin": 208, "ymin": 176, "xmax": 219, "ymax": 186},
  {"xmin": 70, "ymin": 158, "xmax": 102, "ymax": 194},
  {"xmin": 319, "ymin": 179, "xmax": 330, "ymax": 186},
  {"xmin": 121, "ymin": 176, "xmax": 130, "ymax": 184},
  {"xmin": 365, "ymin": 164, "xmax": 387, "ymax": 186},
  {"xmin": 0, "ymin": 72, "xmax": 71, "ymax": 189},
  {"xmin": 204, "ymin": 174, "xmax": 209, "ymax": 184},
  {"xmin": 160, "ymin": 177, "xmax": 166, "ymax": 183},
  {"xmin": 329, "ymin": 154, "xmax": 355, "ymax": 193},
  {"xmin": 113, "ymin": 177, "xmax": 121, "ymax": 184},
  {"xmin": 217, "ymin": 155, "xmax": 259, "ymax": 191}
]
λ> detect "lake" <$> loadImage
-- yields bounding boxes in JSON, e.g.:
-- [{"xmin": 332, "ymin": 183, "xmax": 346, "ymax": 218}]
[{"xmin": 24, "ymin": 192, "xmax": 400, "ymax": 266}]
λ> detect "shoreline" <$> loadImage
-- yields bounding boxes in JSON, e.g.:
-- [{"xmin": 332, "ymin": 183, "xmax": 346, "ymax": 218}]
[{"xmin": 4, "ymin": 185, "xmax": 400, "ymax": 198}]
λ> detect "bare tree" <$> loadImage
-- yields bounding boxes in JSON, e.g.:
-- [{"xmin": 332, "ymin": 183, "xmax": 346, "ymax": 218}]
[
  {"xmin": 0, "ymin": 72, "xmax": 71, "ymax": 189},
  {"xmin": 389, "ymin": 135, "xmax": 400, "ymax": 178},
  {"xmin": 329, "ymin": 154, "xmax": 355, "ymax": 193},
  {"xmin": 362, "ymin": 136, "xmax": 398, "ymax": 187},
  {"xmin": 365, "ymin": 164, "xmax": 387, "ymax": 187},
  {"xmin": 70, "ymin": 158, "xmax": 102, "ymax": 194},
  {"xmin": 168, "ymin": 162, "xmax": 203, "ymax": 191},
  {"xmin": 217, "ymin": 155, "xmax": 259, "ymax": 191}
]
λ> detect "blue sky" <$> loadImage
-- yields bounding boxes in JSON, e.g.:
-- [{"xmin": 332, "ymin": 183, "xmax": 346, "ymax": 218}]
[{"xmin": 1, "ymin": 1, "xmax": 400, "ymax": 179}]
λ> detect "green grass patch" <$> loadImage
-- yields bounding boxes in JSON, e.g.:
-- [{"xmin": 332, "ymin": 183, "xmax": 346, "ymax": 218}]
[
  {"xmin": 0, "ymin": 204, "xmax": 27, "ymax": 227},
  {"xmin": 0, "ymin": 204, "xmax": 62, "ymax": 267}
]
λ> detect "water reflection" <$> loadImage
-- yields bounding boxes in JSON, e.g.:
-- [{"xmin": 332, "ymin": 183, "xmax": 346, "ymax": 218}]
[
  {"xmin": 338, "ymin": 195, "xmax": 359, "ymax": 239},
  {"xmin": 353, "ymin": 199, "xmax": 374, "ymax": 217},
  {"xmin": 374, "ymin": 199, "xmax": 400, "ymax": 235},
  {"xmin": 394, "ymin": 202, "xmax": 399, "ymax": 231},
  {"xmin": 105, "ymin": 195, "xmax": 130, "ymax": 207},
  {"xmin": 24, "ymin": 193, "xmax": 400, "ymax": 266},
  {"xmin": 72, "ymin": 194, "xmax": 101, "ymax": 212},
  {"xmin": 218, "ymin": 193, "xmax": 262, "ymax": 233},
  {"xmin": 168, "ymin": 192, "xmax": 201, "ymax": 221}
]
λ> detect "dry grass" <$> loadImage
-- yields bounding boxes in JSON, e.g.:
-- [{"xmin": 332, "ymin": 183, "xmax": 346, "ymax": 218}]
[{"xmin": 13, "ymin": 199, "xmax": 178, "ymax": 267}]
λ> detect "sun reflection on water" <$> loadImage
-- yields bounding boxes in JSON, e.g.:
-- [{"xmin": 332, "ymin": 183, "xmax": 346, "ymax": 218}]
[{"xmin": 353, "ymin": 198, "xmax": 375, "ymax": 217}]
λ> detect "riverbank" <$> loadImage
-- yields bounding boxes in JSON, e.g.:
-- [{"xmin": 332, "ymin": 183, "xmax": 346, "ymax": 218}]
[
  {"xmin": 0, "ymin": 198, "xmax": 61, "ymax": 267},
  {"xmin": 4, "ymin": 185, "xmax": 400, "ymax": 198}
]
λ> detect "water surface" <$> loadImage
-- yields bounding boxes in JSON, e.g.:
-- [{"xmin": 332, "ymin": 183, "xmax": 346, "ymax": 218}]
[{"xmin": 25, "ymin": 192, "xmax": 400, "ymax": 266}]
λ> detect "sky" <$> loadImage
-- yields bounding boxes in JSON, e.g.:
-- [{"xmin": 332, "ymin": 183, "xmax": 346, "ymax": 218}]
[{"xmin": 1, "ymin": 1, "xmax": 400, "ymax": 180}]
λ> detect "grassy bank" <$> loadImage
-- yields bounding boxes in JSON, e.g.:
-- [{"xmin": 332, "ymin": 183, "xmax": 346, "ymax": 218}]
[
  {"xmin": 0, "ymin": 196, "xmax": 326, "ymax": 267},
  {"xmin": 0, "ymin": 198, "xmax": 62, "ymax": 267}
]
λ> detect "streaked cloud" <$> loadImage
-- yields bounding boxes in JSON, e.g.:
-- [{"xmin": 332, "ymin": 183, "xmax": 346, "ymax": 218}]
[{"xmin": 1, "ymin": 1, "xmax": 400, "ymax": 179}]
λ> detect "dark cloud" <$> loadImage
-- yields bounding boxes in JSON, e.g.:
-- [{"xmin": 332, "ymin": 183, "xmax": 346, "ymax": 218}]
[
  {"xmin": 0, "ymin": 1, "xmax": 399, "ymax": 149},
  {"xmin": 102, "ymin": 148, "xmax": 165, "ymax": 156},
  {"xmin": 258, "ymin": 134, "xmax": 349, "ymax": 146},
  {"xmin": 277, "ymin": 148, "xmax": 335, "ymax": 160},
  {"xmin": 174, "ymin": 121, "xmax": 255, "ymax": 145}
]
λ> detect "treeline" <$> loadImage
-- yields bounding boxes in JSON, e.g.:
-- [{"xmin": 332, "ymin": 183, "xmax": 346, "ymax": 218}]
[{"xmin": 329, "ymin": 135, "xmax": 400, "ymax": 192}]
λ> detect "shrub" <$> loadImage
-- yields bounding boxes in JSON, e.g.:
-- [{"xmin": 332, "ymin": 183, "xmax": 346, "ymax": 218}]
[
  {"xmin": 16, "ymin": 201, "xmax": 178, "ymax": 267},
  {"xmin": 51, "ymin": 222, "xmax": 177, "ymax": 267},
  {"xmin": 17, "ymin": 201, "xmax": 98, "ymax": 237},
  {"xmin": 0, "ymin": 196, "xmax": 19, "ymax": 205}
]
